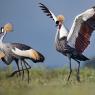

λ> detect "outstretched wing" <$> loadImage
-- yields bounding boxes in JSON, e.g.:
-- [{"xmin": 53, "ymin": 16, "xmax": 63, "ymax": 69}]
[
  {"xmin": 67, "ymin": 7, "xmax": 95, "ymax": 53},
  {"xmin": 39, "ymin": 3, "xmax": 57, "ymax": 22}
]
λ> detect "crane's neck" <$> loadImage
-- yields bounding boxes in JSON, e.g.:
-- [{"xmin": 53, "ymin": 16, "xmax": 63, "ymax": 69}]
[
  {"xmin": 0, "ymin": 31, "xmax": 6, "ymax": 44},
  {"xmin": 55, "ymin": 24, "xmax": 68, "ymax": 42},
  {"xmin": 0, "ymin": 32, "xmax": 7, "ymax": 51}
]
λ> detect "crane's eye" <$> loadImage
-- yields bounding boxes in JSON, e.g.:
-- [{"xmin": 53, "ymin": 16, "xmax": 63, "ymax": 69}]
[
  {"xmin": 0, "ymin": 27, "xmax": 4, "ymax": 33},
  {"xmin": 56, "ymin": 21, "xmax": 59, "ymax": 26}
]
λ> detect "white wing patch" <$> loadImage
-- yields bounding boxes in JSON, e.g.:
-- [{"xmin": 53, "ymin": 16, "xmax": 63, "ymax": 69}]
[
  {"xmin": 11, "ymin": 47, "xmax": 40, "ymax": 60},
  {"xmin": 67, "ymin": 8, "xmax": 95, "ymax": 48},
  {"xmin": 12, "ymin": 47, "xmax": 32, "ymax": 58},
  {"xmin": 67, "ymin": 16, "xmax": 83, "ymax": 47},
  {"xmin": 50, "ymin": 10, "xmax": 57, "ymax": 22},
  {"xmin": 82, "ymin": 8, "xmax": 95, "ymax": 21}
]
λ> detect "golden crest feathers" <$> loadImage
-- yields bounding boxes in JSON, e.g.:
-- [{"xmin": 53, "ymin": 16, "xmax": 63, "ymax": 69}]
[
  {"xmin": 3, "ymin": 23, "xmax": 13, "ymax": 32},
  {"xmin": 57, "ymin": 15, "xmax": 64, "ymax": 21}
]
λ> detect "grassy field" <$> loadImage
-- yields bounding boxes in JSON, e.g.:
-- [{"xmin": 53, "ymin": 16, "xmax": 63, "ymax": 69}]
[{"xmin": 0, "ymin": 67, "xmax": 95, "ymax": 95}]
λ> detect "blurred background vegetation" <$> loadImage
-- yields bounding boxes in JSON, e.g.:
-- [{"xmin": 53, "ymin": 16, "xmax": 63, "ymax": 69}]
[
  {"xmin": 84, "ymin": 57, "xmax": 95, "ymax": 68},
  {"xmin": 0, "ymin": 61, "xmax": 95, "ymax": 95}
]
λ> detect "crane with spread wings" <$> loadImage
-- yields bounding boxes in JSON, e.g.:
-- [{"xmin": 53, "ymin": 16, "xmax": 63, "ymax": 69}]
[{"xmin": 39, "ymin": 3, "xmax": 95, "ymax": 81}]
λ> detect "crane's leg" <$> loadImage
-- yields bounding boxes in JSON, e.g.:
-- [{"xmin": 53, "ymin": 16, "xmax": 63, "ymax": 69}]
[
  {"xmin": 9, "ymin": 60, "xmax": 31, "ymax": 78},
  {"xmin": 21, "ymin": 60, "xmax": 24, "ymax": 80},
  {"xmin": 23, "ymin": 59, "xmax": 31, "ymax": 69},
  {"xmin": 9, "ymin": 59, "xmax": 24, "ymax": 77},
  {"xmin": 23, "ymin": 60, "xmax": 31, "ymax": 82},
  {"xmin": 67, "ymin": 54, "xmax": 72, "ymax": 81},
  {"xmin": 23, "ymin": 60, "xmax": 30, "ymax": 83},
  {"xmin": 8, "ymin": 59, "xmax": 21, "ymax": 77},
  {"xmin": 15, "ymin": 59, "xmax": 21, "ymax": 76},
  {"xmin": 75, "ymin": 59, "xmax": 80, "ymax": 82}
]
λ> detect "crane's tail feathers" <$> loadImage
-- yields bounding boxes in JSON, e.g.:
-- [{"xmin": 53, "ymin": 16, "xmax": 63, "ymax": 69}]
[
  {"xmin": 12, "ymin": 47, "xmax": 45, "ymax": 62},
  {"xmin": 79, "ymin": 54, "xmax": 89, "ymax": 61}
]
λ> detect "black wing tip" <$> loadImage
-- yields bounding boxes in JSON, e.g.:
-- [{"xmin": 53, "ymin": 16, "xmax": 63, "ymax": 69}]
[
  {"xmin": 38, "ymin": 52, "xmax": 45, "ymax": 62},
  {"xmin": 38, "ymin": 3, "xmax": 44, "ymax": 6},
  {"xmin": 38, "ymin": 3, "xmax": 49, "ymax": 14},
  {"xmin": 38, "ymin": 2, "xmax": 54, "ymax": 21},
  {"xmin": 38, "ymin": 2, "xmax": 42, "ymax": 5},
  {"xmin": 38, "ymin": 3, "xmax": 44, "ymax": 7},
  {"xmin": 32, "ymin": 54, "xmax": 45, "ymax": 63},
  {"xmin": 38, "ymin": 3, "xmax": 47, "ymax": 9}
]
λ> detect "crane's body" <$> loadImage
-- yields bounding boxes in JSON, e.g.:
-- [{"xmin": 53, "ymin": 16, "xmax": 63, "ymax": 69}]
[
  {"xmin": 39, "ymin": 3, "xmax": 95, "ymax": 81},
  {"xmin": 55, "ymin": 36, "xmax": 88, "ymax": 61},
  {"xmin": 0, "ymin": 42, "xmax": 44, "ymax": 64}
]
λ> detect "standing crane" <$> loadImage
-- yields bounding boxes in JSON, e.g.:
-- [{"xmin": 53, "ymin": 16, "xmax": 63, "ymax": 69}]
[
  {"xmin": 39, "ymin": 3, "xmax": 95, "ymax": 81},
  {"xmin": 0, "ymin": 23, "xmax": 45, "ymax": 82}
]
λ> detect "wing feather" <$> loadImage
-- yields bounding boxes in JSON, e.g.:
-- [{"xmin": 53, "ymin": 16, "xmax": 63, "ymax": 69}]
[
  {"xmin": 39, "ymin": 3, "xmax": 57, "ymax": 22},
  {"xmin": 67, "ymin": 8, "xmax": 95, "ymax": 53},
  {"xmin": 11, "ymin": 47, "xmax": 45, "ymax": 62}
]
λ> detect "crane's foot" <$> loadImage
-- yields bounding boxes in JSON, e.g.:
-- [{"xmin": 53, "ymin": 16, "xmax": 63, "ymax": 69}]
[
  {"xmin": 8, "ymin": 68, "xmax": 31, "ymax": 83},
  {"xmin": 16, "ymin": 71, "xmax": 21, "ymax": 78},
  {"xmin": 67, "ymin": 69, "xmax": 72, "ymax": 81},
  {"xmin": 8, "ymin": 70, "xmax": 20, "ymax": 77},
  {"xmin": 7, "ymin": 68, "xmax": 30, "ymax": 77},
  {"xmin": 77, "ymin": 76, "xmax": 80, "ymax": 82},
  {"xmin": 67, "ymin": 75, "xmax": 70, "ymax": 81},
  {"xmin": 21, "ymin": 70, "xmax": 24, "ymax": 81}
]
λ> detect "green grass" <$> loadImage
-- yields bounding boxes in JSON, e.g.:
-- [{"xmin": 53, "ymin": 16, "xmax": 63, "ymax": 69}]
[{"xmin": 0, "ymin": 67, "xmax": 95, "ymax": 95}]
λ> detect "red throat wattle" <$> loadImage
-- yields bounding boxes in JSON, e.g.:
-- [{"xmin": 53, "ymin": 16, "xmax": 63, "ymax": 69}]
[{"xmin": 59, "ymin": 24, "xmax": 62, "ymax": 30}]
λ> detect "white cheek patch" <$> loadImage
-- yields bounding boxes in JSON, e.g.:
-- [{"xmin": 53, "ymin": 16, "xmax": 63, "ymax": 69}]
[{"xmin": 59, "ymin": 25, "xmax": 68, "ymax": 39}]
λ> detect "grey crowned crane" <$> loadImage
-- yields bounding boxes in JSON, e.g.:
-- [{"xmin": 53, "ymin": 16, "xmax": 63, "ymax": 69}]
[
  {"xmin": 39, "ymin": 3, "xmax": 95, "ymax": 81},
  {"xmin": 0, "ymin": 23, "xmax": 45, "ymax": 82}
]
